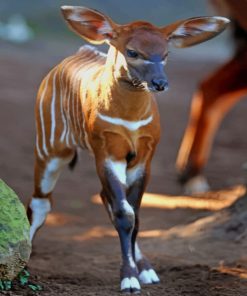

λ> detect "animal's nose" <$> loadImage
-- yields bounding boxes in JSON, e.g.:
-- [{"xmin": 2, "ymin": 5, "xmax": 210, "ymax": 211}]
[{"xmin": 151, "ymin": 78, "xmax": 168, "ymax": 91}]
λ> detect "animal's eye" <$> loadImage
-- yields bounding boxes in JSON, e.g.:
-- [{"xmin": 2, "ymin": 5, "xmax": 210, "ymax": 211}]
[{"xmin": 126, "ymin": 49, "xmax": 138, "ymax": 58}]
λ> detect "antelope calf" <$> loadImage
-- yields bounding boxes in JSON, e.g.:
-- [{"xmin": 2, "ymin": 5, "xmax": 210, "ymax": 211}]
[{"xmin": 27, "ymin": 6, "xmax": 229, "ymax": 293}]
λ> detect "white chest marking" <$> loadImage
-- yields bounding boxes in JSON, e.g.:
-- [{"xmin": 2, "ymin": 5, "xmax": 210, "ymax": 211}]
[
  {"xmin": 29, "ymin": 197, "xmax": 51, "ymax": 241},
  {"xmin": 98, "ymin": 113, "xmax": 153, "ymax": 131}
]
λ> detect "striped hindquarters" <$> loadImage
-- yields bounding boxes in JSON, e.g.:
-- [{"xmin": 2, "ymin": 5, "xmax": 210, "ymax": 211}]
[{"xmin": 35, "ymin": 45, "xmax": 106, "ymax": 160}]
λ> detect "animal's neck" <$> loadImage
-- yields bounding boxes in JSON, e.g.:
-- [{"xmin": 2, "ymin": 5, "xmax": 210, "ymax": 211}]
[{"xmin": 99, "ymin": 45, "xmax": 153, "ymax": 120}]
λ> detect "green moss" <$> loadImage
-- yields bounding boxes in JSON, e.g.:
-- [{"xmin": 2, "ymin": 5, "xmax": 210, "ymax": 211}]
[{"xmin": 0, "ymin": 179, "xmax": 31, "ymax": 280}]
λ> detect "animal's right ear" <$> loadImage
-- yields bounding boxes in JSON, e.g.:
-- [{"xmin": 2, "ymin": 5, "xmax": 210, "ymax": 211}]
[
  {"xmin": 162, "ymin": 16, "xmax": 230, "ymax": 48},
  {"xmin": 61, "ymin": 6, "xmax": 118, "ymax": 44}
]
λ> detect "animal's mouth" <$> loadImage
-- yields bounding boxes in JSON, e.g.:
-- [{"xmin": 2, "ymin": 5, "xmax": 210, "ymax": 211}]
[
  {"xmin": 131, "ymin": 78, "xmax": 146, "ymax": 90},
  {"xmin": 147, "ymin": 85, "xmax": 169, "ymax": 93}
]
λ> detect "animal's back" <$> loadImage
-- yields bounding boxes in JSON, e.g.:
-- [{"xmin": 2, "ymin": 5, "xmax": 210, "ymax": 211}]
[{"xmin": 35, "ymin": 45, "xmax": 106, "ymax": 158}]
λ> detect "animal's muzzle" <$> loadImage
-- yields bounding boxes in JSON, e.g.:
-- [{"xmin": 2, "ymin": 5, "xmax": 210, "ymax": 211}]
[{"xmin": 151, "ymin": 78, "xmax": 169, "ymax": 92}]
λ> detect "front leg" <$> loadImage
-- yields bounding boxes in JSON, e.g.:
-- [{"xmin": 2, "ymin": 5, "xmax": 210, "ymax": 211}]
[
  {"xmin": 127, "ymin": 164, "xmax": 160, "ymax": 285},
  {"xmin": 97, "ymin": 157, "xmax": 141, "ymax": 294}
]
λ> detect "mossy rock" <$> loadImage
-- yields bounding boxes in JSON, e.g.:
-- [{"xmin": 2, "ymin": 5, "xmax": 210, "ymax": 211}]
[{"xmin": 0, "ymin": 179, "xmax": 31, "ymax": 281}]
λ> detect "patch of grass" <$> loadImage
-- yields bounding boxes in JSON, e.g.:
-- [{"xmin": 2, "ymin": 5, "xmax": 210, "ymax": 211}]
[{"xmin": 0, "ymin": 269, "xmax": 42, "ymax": 292}]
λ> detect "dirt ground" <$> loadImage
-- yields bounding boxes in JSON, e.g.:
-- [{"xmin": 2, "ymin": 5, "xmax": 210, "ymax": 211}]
[{"xmin": 0, "ymin": 40, "xmax": 247, "ymax": 296}]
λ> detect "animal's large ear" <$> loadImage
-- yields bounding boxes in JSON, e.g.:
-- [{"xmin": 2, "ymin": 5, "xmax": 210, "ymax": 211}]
[
  {"xmin": 61, "ymin": 6, "xmax": 118, "ymax": 44},
  {"xmin": 162, "ymin": 16, "xmax": 230, "ymax": 48}
]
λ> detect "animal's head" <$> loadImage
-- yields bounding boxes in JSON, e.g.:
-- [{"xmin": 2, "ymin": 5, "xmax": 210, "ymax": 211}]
[{"xmin": 61, "ymin": 6, "xmax": 229, "ymax": 92}]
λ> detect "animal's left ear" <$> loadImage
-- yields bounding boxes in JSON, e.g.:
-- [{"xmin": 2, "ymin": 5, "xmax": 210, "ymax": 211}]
[
  {"xmin": 61, "ymin": 6, "xmax": 118, "ymax": 44},
  {"xmin": 162, "ymin": 16, "xmax": 230, "ymax": 48}
]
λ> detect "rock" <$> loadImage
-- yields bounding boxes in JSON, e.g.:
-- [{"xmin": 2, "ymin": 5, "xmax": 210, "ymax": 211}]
[{"xmin": 0, "ymin": 179, "xmax": 31, "ymax": 281}]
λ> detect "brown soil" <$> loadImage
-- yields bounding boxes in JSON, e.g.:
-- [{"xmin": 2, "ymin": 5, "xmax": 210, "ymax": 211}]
[{"xmin": 1, "ymin": 40, "xmax": 247, "ymax": 296}]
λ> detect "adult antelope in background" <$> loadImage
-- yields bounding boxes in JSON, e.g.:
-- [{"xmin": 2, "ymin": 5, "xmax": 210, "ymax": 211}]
[
  {"xmin": 176, "ymin": 0, "xmax": 247, "ymax": 194},
  {"xmin": 27, "ymin": 6, "xmax": 229, "ymax": 293}
]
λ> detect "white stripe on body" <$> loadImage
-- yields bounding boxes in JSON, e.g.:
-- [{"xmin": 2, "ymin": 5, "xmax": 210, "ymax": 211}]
[
  {"xmin": 73, "ymin": 58, "xmax": 96, "ymax": 148},
  {"xmin": 64, "ymin": 56, "xmax": 97, "ymax": 148},
  {"xmin": 29, "ymin": 197, "xmax": 51, "ymax": 241},
  {"xmin": 59, "ymin": 48, "xmax": 105, "ymax": 151},
  {"xmin": 39, "ymin": 72, "xmax": 51, "ymax": 156},
  {"xmin": 50, "ymin": 71, "xmax": 57, "ymax": 147},
  {"xmin": 61, "ymin": 56, "xmax": 83, "ymax": 147},
  {"xmin": 59, "ymin": 62, "xmax": 69, "ymax": 142},
  {"xmin": 98, "ymin": 113, "xmax": 153, "ymax": 131},
  {"xmin": 59, "ymin": 56, "xmax": 82, "ymax": 143},
  {"xmin": 65, "ymin": 91, "xmax": 71, "ymax": 147}
]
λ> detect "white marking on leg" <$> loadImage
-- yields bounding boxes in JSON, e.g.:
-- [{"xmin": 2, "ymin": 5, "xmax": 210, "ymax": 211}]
[
  {"xmin": 105, "ymin": 159, "xmax": 127, "ymax": 185},
  {"xmin": 128, "ymin": 256, "xmax": 136, "ymax": 269},
  {"xmin": 41, "ymin": 158, "xmax": 67, "ymax": 195},
  {"xmin": 98, "ymin": 113, "xmax": 153, "ymax": 131},
  {"xmin": 122, "ymin": 200, "xmax": 134, "ymax": 216},
  {"xmin": 184, "ymin": 175, "xmax": 210, "ymax": 195},
  {"xmin": 39, "ymin": 73, "xmax": 51, "ymax": 156},
  {"xmin": 121, "ymin": 278, "xmax": 130, "ymax": 291},
  {"xmin": 148, "ymin": 269, "xmax": 160, "ymax": 282},
  {"xmin": 139, "ymin": 270, "xmax": 152, "ymax": 284},
  {"xmin": 50, "ymin": 71, "xmax": 57, "ymax": 147},
  {"xmin": 121, "ymin": 277, "xmax": 141, "ymax": 291},
  {"xmin": 127, "ymin": 164, "xmax": 144, "ymax": 187},
  {"xmin": 139, "ymin": 269, "xmax": 160, "ymax": 284},
  {"xmin": 29, "ymin": 197, "xmax": 51, "ymax": 241},
  {"xmin": 135, "ymin": 242, "xmax": 143, "ymax": 262}
]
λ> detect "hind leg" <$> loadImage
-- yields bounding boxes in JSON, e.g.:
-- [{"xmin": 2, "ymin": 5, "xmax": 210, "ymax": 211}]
[
  {"xmin": 176, "ymin": 54, "xmax": 247, "ymax": 193},
  {"xmin": 27, "ymin": 148, "xmax": 75, "ymax": 241}
]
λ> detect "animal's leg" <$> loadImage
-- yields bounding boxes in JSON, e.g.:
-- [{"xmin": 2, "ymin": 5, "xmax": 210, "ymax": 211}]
[
  {"xmin": 126, "ymin": 163, "xmax": 160, "ymax": 285},
  {"xmin": 27, "ymin": 149, "xmax": 75, "ymax": 241},
  {"xmin": 96, "ymin": 150, "xmax": 139, "ymax": 293},
  {"xmin": 176, "ymin": 54, "xmax": 247, "ymax": 194}
]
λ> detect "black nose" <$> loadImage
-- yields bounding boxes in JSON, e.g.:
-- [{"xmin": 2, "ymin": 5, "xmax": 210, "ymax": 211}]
[{"xmin": 151, "ymin": 78, "xmax": 168, "ymax": 91}]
